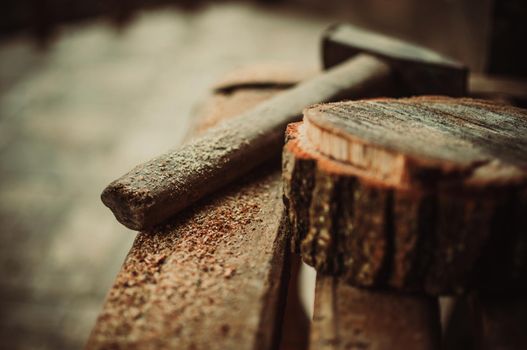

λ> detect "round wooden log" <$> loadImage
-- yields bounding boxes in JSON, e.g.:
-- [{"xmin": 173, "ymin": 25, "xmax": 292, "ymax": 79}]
[{"xmin": 282, "ymin": 96, "xmax": 527, "ymax": 295}]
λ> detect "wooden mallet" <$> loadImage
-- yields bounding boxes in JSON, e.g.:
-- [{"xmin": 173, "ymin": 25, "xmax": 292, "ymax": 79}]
[{"xmin": 101, "ymin": 24, "xmax": 467, "ymax": 231}]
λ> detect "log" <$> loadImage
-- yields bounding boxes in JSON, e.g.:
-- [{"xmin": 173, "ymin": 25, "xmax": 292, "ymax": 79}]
[
  {"xmin": 86, "ymin": 64, "xmax": 308, "ymax": 350},
  {"xmin": 283, "ymin": 96, "xmax": 527, "ymax": 295},
  {"xmin": 310, "ymin": 275, "xmax": 441, "ymax": 350}
]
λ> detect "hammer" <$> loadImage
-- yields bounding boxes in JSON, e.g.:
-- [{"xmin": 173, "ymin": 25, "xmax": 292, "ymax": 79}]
[{"xmin": 102, "ymin": 24, "xmax": 467, "ymax": 231}]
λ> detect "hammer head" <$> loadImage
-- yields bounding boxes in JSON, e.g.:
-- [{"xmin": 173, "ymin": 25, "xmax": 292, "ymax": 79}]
[{"xmin": 322, "ymin": 24, "xmax": 467, "ymax": 96}]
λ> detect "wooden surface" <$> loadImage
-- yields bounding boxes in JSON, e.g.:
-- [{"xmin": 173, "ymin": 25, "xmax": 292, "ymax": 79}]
[
  {"xmin": 304, "ymin": 97, "xmax": 527, "ymax": 187},
  {"xmin": 198, "ymin": 64, "xmax": 317, "ymax": 134},
  {"xmin": 86, "ymin": 65, "xmax": 314, "ymax": 349},
  {"xmin": 469, "ymin": 74, "xmax": 527, "ymax": 103},
  {"xmin": 283, "ymin": 96, "xmax": 527, "ymax": 294},
  {"xmin": 87, "ymin": 167, "xmax": 289, "ymax": 350},
  {"xmin": 310, "ymin": 276, "xmax": 440, "ymax": 350}
]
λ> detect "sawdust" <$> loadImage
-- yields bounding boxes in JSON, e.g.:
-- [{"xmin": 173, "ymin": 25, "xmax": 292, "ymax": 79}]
[
  {"xmin": 90, "ymin": 63, "xmax": 306, "ymax": 349},
  {"xmin": 91, "ymin": 169, "xmax": 285, "ymax": 349}
]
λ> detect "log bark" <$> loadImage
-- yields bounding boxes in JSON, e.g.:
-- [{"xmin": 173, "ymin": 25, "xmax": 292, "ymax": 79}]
[
  {"xmin": 283, "ymin": 97, "xmax": 527, "ymax": 295},
  {"xmin": 309, "ymin": 275, "xmax": 441, "ymax": 350},
  {"xmin": 86, "ymin": 65, "xmax": 307, "ymax": 350}
]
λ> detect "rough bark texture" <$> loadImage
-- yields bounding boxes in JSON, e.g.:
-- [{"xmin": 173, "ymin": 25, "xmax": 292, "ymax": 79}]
[
  {"xmin": 87, "ymin": 65, "xmax": 307, "ymax": 350},
  {"xmin": 309, "ymin": 276, "xmax": 441, "ymax": 350},
  {"xmin": 283, "ymin": 97, "xmax": 527, "ymax": 295}
]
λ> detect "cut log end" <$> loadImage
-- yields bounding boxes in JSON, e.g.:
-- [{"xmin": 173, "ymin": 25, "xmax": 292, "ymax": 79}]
[{"xmin": 283, "ymin": 96, "xmax": 527, "ymax": 295}]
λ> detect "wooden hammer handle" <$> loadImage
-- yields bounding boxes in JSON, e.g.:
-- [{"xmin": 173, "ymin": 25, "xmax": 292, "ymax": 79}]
[{"xmin": 102, "ymin": 54, "xmax": 392, "ymax": 230}]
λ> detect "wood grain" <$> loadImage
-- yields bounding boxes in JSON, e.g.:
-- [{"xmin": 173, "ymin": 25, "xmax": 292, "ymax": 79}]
[
  {"xmin": 87, "ymin": 167, "xmax": 289, "ymax": 350},
  {"xmin": 310, "ymin": 276, "xmax": 440, "ymax": 350},
  {"xmin": 304, "ymin": 97, "xmax": 527, "ymax": 188},
  {"xmin": 283, "ymin": 97, "xmax": 527, "ymax": 295},
  {"xmin": 86, "ymin": 65, "xmax": 305, "ymax": 350}
]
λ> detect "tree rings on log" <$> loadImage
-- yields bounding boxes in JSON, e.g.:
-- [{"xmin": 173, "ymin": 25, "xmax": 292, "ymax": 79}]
[{"xmin": 282, "ymin": 96, "xmax": 527, "ymax": 295}]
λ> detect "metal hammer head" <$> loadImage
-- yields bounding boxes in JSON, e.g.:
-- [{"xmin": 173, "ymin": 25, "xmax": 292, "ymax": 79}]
[{"xmin": 322, "ymin": 24, "xmax": 467, "ymax": 96}]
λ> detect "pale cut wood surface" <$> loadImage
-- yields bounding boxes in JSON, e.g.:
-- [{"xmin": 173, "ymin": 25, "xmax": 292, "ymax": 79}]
[
  {"xmin": 283, "ymin": 97, "xmax": 527, "ymax": 295},
  {"xmin": 310, "ymin": 276, "xmax": 440, "ymax": 350},
  {"xmin": 304, "ymin": 97, "xmax": 527, "ymax": 188}
]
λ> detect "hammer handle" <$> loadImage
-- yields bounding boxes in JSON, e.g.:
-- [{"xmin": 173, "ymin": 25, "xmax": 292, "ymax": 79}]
[{"xmin": 102, "ymin": 54, "xmax": 392, "ymax": 230}]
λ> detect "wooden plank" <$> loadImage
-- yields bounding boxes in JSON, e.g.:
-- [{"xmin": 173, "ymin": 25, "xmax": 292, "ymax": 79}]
[
  {"xmin": 310, "ymin": 276, "xmax": 441, "ymax": 350},
  {"xmin": 86, "ymin": 167, "xmax": 289, "ymax": 350},
  {"xmin": 86, "ymin": 65, "xmax": 310, "ymax": 350}
]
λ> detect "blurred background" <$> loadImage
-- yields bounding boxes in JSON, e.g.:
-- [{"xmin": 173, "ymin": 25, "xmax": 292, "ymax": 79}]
[{"xmin": 0, "ymin": 0, "xmax": 525, "ymax": 349}]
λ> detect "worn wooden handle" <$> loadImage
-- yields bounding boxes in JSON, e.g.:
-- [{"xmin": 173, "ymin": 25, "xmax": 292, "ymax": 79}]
[{"xmin": 101, "ymin": 54, "xmax": 392, "ymax": 230}]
